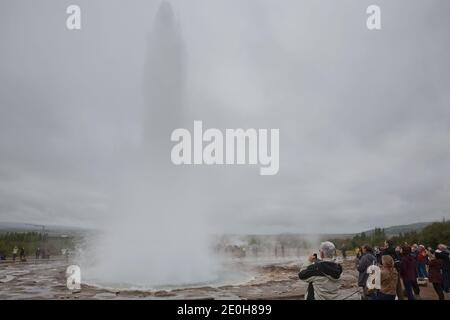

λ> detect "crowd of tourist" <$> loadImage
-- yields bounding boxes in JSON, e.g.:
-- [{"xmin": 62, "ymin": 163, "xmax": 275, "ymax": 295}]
[
  {"xmin": 356, "ymin": 241, "xmax": 449, "ymax": 300},
  {"xmin": 299, "ymin": 240, "xmax": 449, "ymax": 300}
]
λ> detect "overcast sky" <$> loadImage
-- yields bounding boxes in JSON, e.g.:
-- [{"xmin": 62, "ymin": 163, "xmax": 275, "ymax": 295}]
[{"xmin": 1, "ymin": 0, "xmax": 450, "ymax": 234}]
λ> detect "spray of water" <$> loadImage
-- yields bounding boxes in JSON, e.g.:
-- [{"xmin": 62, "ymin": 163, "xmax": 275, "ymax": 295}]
[{"xmin": 80, "ymin": 1, "xmax": 218, "ymax": 288}]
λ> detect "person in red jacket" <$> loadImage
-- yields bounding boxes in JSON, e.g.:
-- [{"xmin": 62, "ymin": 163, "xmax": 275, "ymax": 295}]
[
  {"xmin": 428, "ymin": 250, "xmax": 445, "ymax": 300},
  {"xmin": 416, "ymin": 245, "xmax": 428, "ymax": 279}
]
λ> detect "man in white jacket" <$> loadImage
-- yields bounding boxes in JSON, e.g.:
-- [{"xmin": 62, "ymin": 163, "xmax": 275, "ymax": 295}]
[{"xmin": 298, "ymin": 241, "xmax": 343, "ymax": 300}]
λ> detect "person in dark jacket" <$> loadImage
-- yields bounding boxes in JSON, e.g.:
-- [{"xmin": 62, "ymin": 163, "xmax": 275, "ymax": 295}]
[
  {"xmin": 374, "ymin": 246, "xmax": 382, "ymax": 265},
  {"xmin": 382, "ymin": 240, "xmax": 398, "ymax": 261},
  {"xmin": 400, "ymin": 246, "xmax": 420, "ymax": 300},
  {"xmin": 428, "ymin": 250, "xmax": 445, "ymax": 300},
  {"xmin": 298, "ymin": 241, "xmax": 343, "ymax": 300},
  {"xmin": 356, "ymin": 244, "xmax": 377, "ymax": 299},
  {"xmin": 435, "ymin": 244, "xmax": 450, "ymax": 293},
  {"xmin": 19, "ymin": 247, "xmax": 26, "ymax": 262}
]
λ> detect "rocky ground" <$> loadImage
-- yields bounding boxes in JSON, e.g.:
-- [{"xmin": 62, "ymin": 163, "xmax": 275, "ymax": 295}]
[{"xmin": 0, "ymin": 257, "xmax": 446, "ymax": 300}]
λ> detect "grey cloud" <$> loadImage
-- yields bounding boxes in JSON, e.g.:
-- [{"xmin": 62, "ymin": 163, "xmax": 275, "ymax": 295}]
[{"xmin": 0, "ymin": 0, "xmax": 450, "ymax": 234}]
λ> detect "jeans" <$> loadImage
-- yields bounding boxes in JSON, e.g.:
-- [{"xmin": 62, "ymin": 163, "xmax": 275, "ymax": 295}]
[{"xmin": 417, "ymin": 263, "xmax": 428, "ymax": 278}]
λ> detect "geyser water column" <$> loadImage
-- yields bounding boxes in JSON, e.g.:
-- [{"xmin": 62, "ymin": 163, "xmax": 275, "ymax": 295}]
[{"xmin": 82, "ymin": 1, "xmax": 218, "ymax": 288}]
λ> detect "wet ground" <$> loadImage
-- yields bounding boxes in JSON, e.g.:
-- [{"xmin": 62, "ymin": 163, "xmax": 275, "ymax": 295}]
[
  {"xmin": 0, "ymin": 256, "xmax": 359, "ymax": 300},
  {"xmin": 0, "ymin": 257, "xmax": 446, "ymax": 300}
]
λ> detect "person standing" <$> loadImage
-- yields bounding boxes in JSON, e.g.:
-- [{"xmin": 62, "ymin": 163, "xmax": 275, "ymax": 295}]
[
  {"xmin": 12, "ymin": 246, "xmax": 18, "ymax": 262},
  {"xmin": 356, "ymin": 247, "xmax": 362, "ymax": 260},
  {"xmin": 19, "ymin": 247, "xmax": 26, "ymax": 262},
  {"xmin": 381, "ymin": 240, "xmax": 404, "ymax": 299},
  {"xmin": 435, "ymin": 244, "xmax": 450, "ymax": 294},
  {"xmin": 374, "ymin": 247, "xmax": 382, "ymax": 265},
  {"xmin": 428, "ymin": 250, "xmax": 445, "ymax": 300},
  {"xmin": 400, "ymin": 246, "xmax": 420, "ymax": 300},
  {"xmin": 411, "ymin": 244, "xmax": 419, "ymax": 258},
  {"xmin": 356, "ymin": 244, "xmax": 377, "ymax": 300},
  {"xmin": 298, "ymin": 241, "xmax": 343, "ymax": 300},
  {"xmin": 376, "ymin": 255, "xmax": 398, "ymax": 300},
  {"xmin": 416, "ymin": 245, "xmax": 428, "ymax": 279}
]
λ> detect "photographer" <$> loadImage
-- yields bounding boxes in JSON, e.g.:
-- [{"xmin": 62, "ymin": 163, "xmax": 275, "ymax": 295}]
[{"xmin": 298, "ymin": 241, "xmax": 342, "ymax": 300}]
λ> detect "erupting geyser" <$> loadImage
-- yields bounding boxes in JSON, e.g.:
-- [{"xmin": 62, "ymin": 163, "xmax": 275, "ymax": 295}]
[{"xmin": 81, "ymin": 1, "xmax": 218, "ymax": 288}]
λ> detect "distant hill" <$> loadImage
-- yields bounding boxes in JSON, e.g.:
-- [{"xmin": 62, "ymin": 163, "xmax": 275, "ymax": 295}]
[
  {"xmin": 0, "ymin": 221, "xmax": 89, "ymax": 236},
  {"xmin": 363, "ymin": 222, "xmax": 433, "ymax": 237},
  {"xmin": 0, "ymin": 220, "xmax": 438, "ymax": 238}
]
